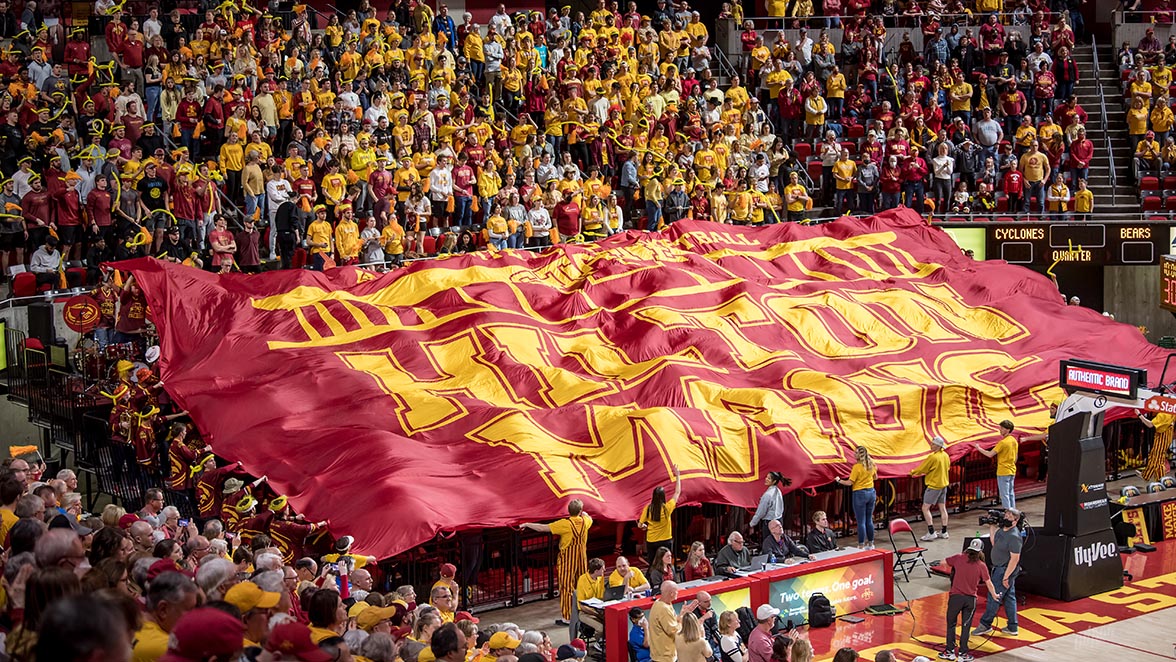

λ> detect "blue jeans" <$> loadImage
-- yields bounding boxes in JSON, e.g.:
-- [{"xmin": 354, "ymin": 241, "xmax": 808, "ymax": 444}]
[
  {"xmin": 852, "ymin": 488, "xmax": 876, "ymax": 544},
  {"xmin": 978, "ymin": 564, "xmax": 1017, "ymax": 631},
  {"xmin": 1024, "ymin": 181, "xmax": 1045, "ymax": 214},
  {"xmin": 145, "ymin": 85, "xmax": 161, "ymax": 123},
  {"xmin": 645, "ymin": 201, "xmax": 662, "ymax": 231},
  {"xmin": 997, "ymin": 475, "xmax": 1015, "ymax": 509},
  {"xmin": 245, "ymin": 194, "xmax": 265, "ymax": 220},
  {"xmin": 453, "ymin": 196, "xmax": 473, "ymax": 227}
]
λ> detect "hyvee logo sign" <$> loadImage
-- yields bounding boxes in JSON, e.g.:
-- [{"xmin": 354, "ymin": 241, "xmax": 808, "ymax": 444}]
[{"xmin": 1073, "ymin": 541, "xmax": 1117, "ymax": 568}]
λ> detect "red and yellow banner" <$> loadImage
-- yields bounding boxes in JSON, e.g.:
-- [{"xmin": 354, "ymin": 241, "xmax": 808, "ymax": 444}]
[{"xmin": 119, "ymin": 208, "xmax": 1172, "ymax": 559}]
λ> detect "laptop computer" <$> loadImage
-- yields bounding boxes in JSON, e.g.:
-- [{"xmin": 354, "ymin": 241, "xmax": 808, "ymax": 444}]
[
  {"xmin": 602, "ymin": 583, "xmax": 627, "ymax": 601},
  {"xmin": 740, "ymin": 554, "xmax": 770, "ymax": 572}
]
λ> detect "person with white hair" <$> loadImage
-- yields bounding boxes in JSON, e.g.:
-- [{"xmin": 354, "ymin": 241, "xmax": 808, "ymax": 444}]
[
  {"xmin": 910, "ymin": 436, "xmax": 952, "ymax": 541},
  {"xmin": 208, "ymin": 538, "xmax": 229, "ymax": 557},
  {"xmin": 255, "ymin": 552, "xmax": 283, "ymax": 572},
  {"xmin": 195, "ymin": 556, "xmax": 238, "ymax": 601},
  {"xmin": 55, "ymin": 469, "xmax": 78, "ymax": 493}
]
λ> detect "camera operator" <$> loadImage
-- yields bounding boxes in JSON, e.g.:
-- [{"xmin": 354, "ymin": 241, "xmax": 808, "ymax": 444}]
[{"xmin": 971, "ymin": 508, "xmax": 1023, "ymax": 638}]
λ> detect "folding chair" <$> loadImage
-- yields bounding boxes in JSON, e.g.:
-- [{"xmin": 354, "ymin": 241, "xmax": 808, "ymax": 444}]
[{"xmin": 888, "ymin": 518, "xmax": 931, "ymax": 581}]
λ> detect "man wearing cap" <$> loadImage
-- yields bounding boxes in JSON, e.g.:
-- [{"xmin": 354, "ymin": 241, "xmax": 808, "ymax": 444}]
[
  {"xmin": 158, "ymin": 607, "xmax": 245, "ymax": 662},
  {"xmin": 265, "ymin": 621, "xmax": 333, "ymax": 662},
  {"xmin": 28, "ymin": 234, "xmax": 60, "ymax": 288},
  {"xmin": 225, "ymin": 581, "xmax": 281, "ymax": 647},
  {"xmin": 747, "ymin": 604, "xmax": 779, "ymax": 662},
  {"xmin": 943, "ymin": 539, "xmax": 999, "ymax": 662},
  {"xmin": 911, "ymin": 436, "xmax": 952, "ymax": 541}
]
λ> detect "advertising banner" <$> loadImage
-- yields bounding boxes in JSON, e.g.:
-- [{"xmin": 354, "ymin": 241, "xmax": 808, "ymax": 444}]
[
  {"xmin": 1122, "ymin": 507, "xmax": 1150, "ymax": 546},
  {"xmin": 767, "ymin": 558, "xmax": 887, "ymax": 625}
]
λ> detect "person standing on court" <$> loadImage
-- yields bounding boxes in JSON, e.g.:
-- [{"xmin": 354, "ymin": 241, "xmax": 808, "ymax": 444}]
[
  {"xmin": 943, "ymin": 538, "xmax": 1000, "ymax": 662},
  {"xmin": 910, "ymin": 436, "xmax": 952, "ymax": 541},
  {"xmin": 639, "ymin": 464, "xmax": 682, "ymax": 566},
  {"xmin": 973, "ymin": 420, "xmax": 1018, "ymax": 508},
  {"xmin": 834, "ymin": 446, "xmax": 877, "ymax": 549},
  {"xmin": 748, "ymin": 471, "xmax": 791, "ymax": 546},
  {"xmin": 971, "ymin": 508, "xmax": 1024, "ymax": 638},
  {"xmin": 521, "ymin": 499, "xmax": 593, "ymax": 627}
]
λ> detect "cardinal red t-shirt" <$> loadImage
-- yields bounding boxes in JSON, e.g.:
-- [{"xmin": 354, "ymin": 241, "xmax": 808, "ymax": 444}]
[{"xmin": 946, "ymin": 553, "xmax": 990, "ymax": 596}]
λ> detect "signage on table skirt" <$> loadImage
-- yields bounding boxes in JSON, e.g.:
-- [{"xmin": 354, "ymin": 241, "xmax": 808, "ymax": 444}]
[
  {"xmin": 1162, "ymin": 501, "xmax": 1176, "ymax": 540},
  {"xmin": 768, "ymin": 557, "xmax": 886, "ymax": 625},
  {"xmin": 1121, "ymin": 507, "xmax": 1150, "ymax": 546}
]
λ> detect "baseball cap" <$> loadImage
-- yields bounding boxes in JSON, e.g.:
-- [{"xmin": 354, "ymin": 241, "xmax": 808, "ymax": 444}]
[
  {"xmin": 931, "ymin": 436, "xmax": 946, "ymax": 448},
  {"xmin": 225, "ymin": 581, "xmax": 281, "ymax": 613},
  {"xmin": 557, "ymin": 644, "xmax": 587, "ymax": 660},
  {"xmin": 488, "ymin": 632, "xmax": 521, "ymax": 649},
  {"xmin": 160, "ymin": 608, "xmax": 245, "ymax": 662},
  {"xmin": 265, "ymin": 622, "xmax": 333, "ymax": 662},
  {"xmin": 356, "ymin": 605, "xmax": 400, "ymax": 631},
  {"xmin": 440, "ymin": 562, "xmax": 457, "ymax": 577},
  {"xmin": 48, "ymin": 513, "xmax": 92, "ymax": 537},
  {"xmin": 756, "ymin": 604, "xmax": 780, "ymax": 621},
  {"xmin": 967, "ymin": 538, "xmax": 985, "ymax": 552},
  {"xmin": 147, "ymin": 558, "xmax": 185, "ymax": 583}
]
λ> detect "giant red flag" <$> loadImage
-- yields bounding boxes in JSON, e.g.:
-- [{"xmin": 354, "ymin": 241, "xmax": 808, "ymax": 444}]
[{"xmin": 120, "ymin": 208, "xmax": 1171, "ymax": 559}]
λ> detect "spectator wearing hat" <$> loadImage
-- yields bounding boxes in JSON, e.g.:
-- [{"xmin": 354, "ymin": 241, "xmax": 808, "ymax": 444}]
[
  {"xmin": 27, "ymin": 235, "xmax": 59, "ymax": 288},
  {"xmin": 266, "ymin": 621, "xmax": 333, "ymax": 662},
  {"xmin": 943, "ymin": 539, "xmax": 1000, "ymax": 662},
  {"xmin": 224, "ymin": 581, "xmax": 280, "ymax": 647},
  {"xmin": 158, "ymin": 607, "xmax": 245, "ymax": 662},
  {"xmin": 910, "ymin": 436, "xmax": 952, "ymax": 541},
  {"xmin": 747, "ymin": 604, "xmax": 779, "ymax": 662}
]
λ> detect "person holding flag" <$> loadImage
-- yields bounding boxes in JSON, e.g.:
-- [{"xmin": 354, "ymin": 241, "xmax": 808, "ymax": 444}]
[{"xmin": 521, "ymin": 499, "xmax": 593, "ymax": 627}]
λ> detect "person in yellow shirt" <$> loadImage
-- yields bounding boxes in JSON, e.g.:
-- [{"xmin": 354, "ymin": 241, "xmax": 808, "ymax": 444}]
[
  {"xmin": 520, "ymin": 499, "xmax": 593, "ymax": 624},
  {"xmin": 638, "ymin": 464, "xmax": 681, "ymax": 566},
  {"xmin": 1151, "ymin": 96, "xmax": 1174, "ymax": 144},
  {"xmin": 826, "ymin": 65, "xmax": 847, "ymax": 118},
  {"xmin": 1127, "ymin": 96, "xmax": 1150, "ymax": 153},
  {"xmin": 1073, "ymin": 178, "xmax": 1093, "ymax": 221},
  {"xmin": 949, "ymin": 78, "xmax": 973, "ymax": 121},
  {"xmin": 910, "ymin": 436, "xmax": 952, "ymax": 541},
  {"xmin": 975, "ymin": 420, "xmax": 1018, "ymax": 509},
  {"xmin": 831, "ymin": 149, "xmax": 857, "ymax": 213},
  {"xmin": 132, "ymin": 573, "xmax": 199, "ymax": 662},
  {"xmin": 835, "ymin": 446, "xmax": 877, "ymax": 549},
  {"xmin": 574, "ymin": 558, "xmax": 607, "ymax": 635},
  {"xmin": 334, "ymin": 204, "xmax": 360, "ymax": 265},
  {"xmin": 305, "ymin": 205, "xmax": 333, "ymax": 271},
  {"xmin": 804, "ymin": 87, "xmax": 827, "ymax": 140},
  {"xmin": 607, "ymin": 556, "xmax": 651, "ymax": 597},
  {"xmin": 1045, "ymin": 173, "xmax": 1071, "ymax": 221},
  {"xmin": 783, "ymin": 171, "xmax": 811, "ymax": 222},
  {"xmin": 381, "ymin": 221, "xmax": 405, "ymax": 266},
  {"xmin": 464, "ymin": 24, "xmax": 485, "ymax": 82},
  {"xmin": 218, "ymin": 132, "xmax": 245, "ymax": 198}
]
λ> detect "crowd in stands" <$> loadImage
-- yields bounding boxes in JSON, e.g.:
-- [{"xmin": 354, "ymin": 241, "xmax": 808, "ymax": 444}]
[
  {"xmin": 0, "ymin": 0, "xmax": 1105, "ymax": 293},
  {"xmin": 1119, "ymin": 28, "xmax": 1176, "ymax": 205}
]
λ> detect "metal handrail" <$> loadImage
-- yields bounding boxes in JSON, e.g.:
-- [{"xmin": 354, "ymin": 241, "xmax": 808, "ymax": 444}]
[
  {"xmin": 731, "ymin": 11, "xmax": 1030, "ymax": 27},
  {"xmin": 1093, "ymin": 34, "xmax": 1117, "ymax": 207},
  {"xmin": 159, "ymin": 132, "xmax": 246, "ymax": 231}
]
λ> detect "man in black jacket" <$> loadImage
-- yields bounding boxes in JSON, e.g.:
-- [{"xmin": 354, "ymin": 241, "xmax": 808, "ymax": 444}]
[{"xmin": 762, "ymin": 520, "xmax": 814, "ymax": 561}]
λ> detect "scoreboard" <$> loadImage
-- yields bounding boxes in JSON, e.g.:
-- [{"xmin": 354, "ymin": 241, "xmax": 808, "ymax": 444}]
[
  {"xmin": 936, "ymin": 222, "xmax": 1170, "ymax": 267},
  {"xmin": 1162, "ymin": 255, "xmax": 1176, "ymax": 313},
  {"xmin": 987, "ymin": 223, "xmax": 1164, "ymax": 266}
]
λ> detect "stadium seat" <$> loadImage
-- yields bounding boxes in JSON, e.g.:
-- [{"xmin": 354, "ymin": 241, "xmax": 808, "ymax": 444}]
[
  {"xmin": 1162, "ymin": 176, "xmax": 1176, "ymax": 190},
  {"xmin": 1140, "ymin": 176, "xmax": 1159, "ymax": 192},
  {"xmin": 11, "ymin": 272, "xmax": 35, "ymax": 297},
  {"xmin": 807, "ymin": 159, "xmax": 823, "ymax": 182},
  {"xmin": 1166, "ymin": 196, "xmax": 1176, "ymax": 212},
  {"xmin": 888, "ymin": 519, "xmax": 931, "ymax": 582},
  {"xmin": 1144, "ymin": 196, "xmax": 1163, "ymax": 211},
  {"xmin": 839, "ymin": 141, "xmax": 856, "ymax": 154},
  {"xmin": 1162, "ymin": 476, "xmax": 1176, "ymax": 489},
  {"xmin": 996, "ymin": 216, "xmax": 1015, "ymax": 224},
  {"xmin": 947, "ymin": 217, "xmax": 967, "ymax": 223},
  {"xmin": 421, "ymin": 235, "xmax": 437, "ymax": 255},
  {"xmin": 1149, "ymin": 215, "xmax": 1169, "ymax": 222},
  {"xmin": 1147, "ymin": 482, "xmax": 1166, "ymax": 493},
  {"xmin": 66, "ymin": 267, "xmax": 86, "ymax": 288},
  {"xmin": 996, "ymin": 197, "xmax": 1009, "ymax": 211},
  {"xmin": 793, "ymin": 143, "xmax": 812, "ymax": 161},
  {"xmin": 846, "ymin": 124, "xmax": 865, "ymax": 139},
  {"xmin": 1121, "ymin": 485, "xmax": 1141, "ymax": 497}
]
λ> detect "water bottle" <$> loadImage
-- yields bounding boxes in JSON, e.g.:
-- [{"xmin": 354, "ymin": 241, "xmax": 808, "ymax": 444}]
[{"xmin": 768, "ymin": 554, "xmax": 776, "ymax": 565}]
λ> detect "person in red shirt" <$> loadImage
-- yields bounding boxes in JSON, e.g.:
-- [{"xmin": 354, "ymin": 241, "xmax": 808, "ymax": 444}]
[
  {"xmin": 1002, "ymin": 167, "xmax": 1025, "ymax": 212},
  {"xmin": 115, "ymin": 275, "xmax": 149, "ymax": 345},
  {"xmin": 105, "ymin": 10, "xmax": 128, "ymax": 65},
  {"xmin": 86, "ymin": 176, "xmax": 116, "ymax": 246},
  {"xmin": 943, "ymin": 539, "xmax": 999, "ymax": 662},
  {"xmin": 1068, "ymin": 126, "xmax": 1094, "ymax": 188},
  {"xmin": 55, "ymin": 172, "xmax": 84, "ymax": 260},
  {"xmin": 176, "ymin": 90, "xmax": 202, "ymax": 156},
  {"xmin": 91, "ymin": 277, "xmax": 120, "ymax": 347},
  {"xmin": 902, "ymin": 153, "xmax": 929, "ymax": 213},
  {"xmin": 451, "ymin": 153, "xmax": 475, "ymax": 227},
  {"xmin": 880, "ymin": 155, "xmax": 904, "ymax": 211},
  {"xmin": 64, "ymin": 28, "xmax": 91, "ymax": 77},
  {"xmin": 554, "ymin": 190, "xmax": 581, "ymax": 240},
  {"xmin": 172, "ymin": 171, "xmax": 201, "ymax": 244},
  {"xmin": 21, "ymin": 176, "xmax": 52, "ymax": 251}
]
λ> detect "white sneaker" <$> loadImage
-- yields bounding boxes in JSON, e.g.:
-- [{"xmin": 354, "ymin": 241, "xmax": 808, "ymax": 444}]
[
  {"xmin": 868, "ymin": 542, "xmax": 875, "ymax": 550},
  {"xmin": 937, "ymin": 651, "xmax": 956, "ymax": 661},
  {"xmin": 921, "ymin": 532, "xmax": 939, "ymax": 541},
  {"xmin": 940, "ymin": 531, "xmax": 950, "ymax": 539}
]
